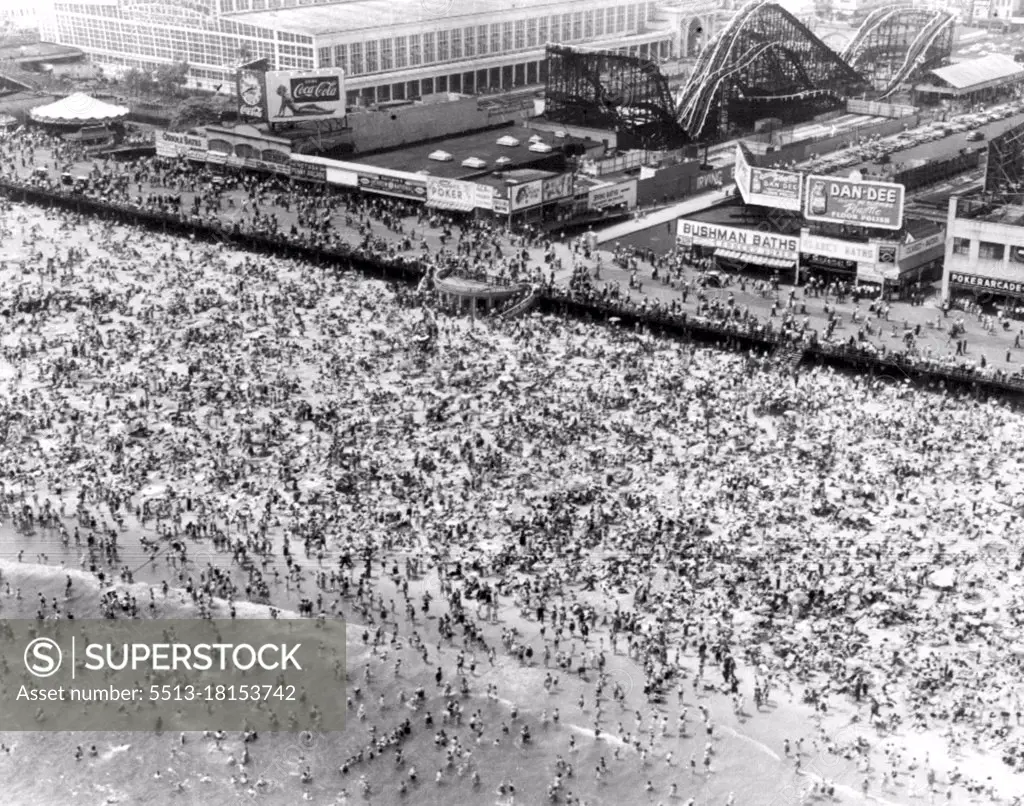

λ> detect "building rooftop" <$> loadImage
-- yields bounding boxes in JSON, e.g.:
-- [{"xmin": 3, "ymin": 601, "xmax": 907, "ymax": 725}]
[
  {"xmin": 955, "ymin": 197, "xmax": 1024, "ymax": 226},
  {"xmin": 928, "ymin": 54, "xmax": 1024, "ymax": 91},
  {"xmin": 348, "ymin": 125, "xmax": 595, "ymax": 180},
  {"xmin": 685, "ymin": 200, "xmax": 940, "ymax": 242},
  {"xmin": 0, "ymin": 41, "xmax": 83, "ymax": 62},
  {"xmin": 229, "ymin": 0, "xmax": 571, "ymax": 36}
]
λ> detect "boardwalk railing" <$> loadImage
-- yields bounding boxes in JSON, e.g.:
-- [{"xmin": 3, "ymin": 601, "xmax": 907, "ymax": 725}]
[{"xmin": 3, "ymin": 177, "xmax": 1024, "ymax": 399}]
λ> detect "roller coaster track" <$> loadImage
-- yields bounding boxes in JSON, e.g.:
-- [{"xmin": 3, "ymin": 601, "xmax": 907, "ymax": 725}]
[
  {"xmin": 675, "ymin": 0, "xmax": 951, "ymax": 139},
  {"xmin": 875, "ymin": 12, "xmax": 955, "ymax": 99},
  {"xmin": 677, "ymin": 0, "xmax": 773, "ymax": 114},
  {"xmin": 842, "ymin": 7, "xmax": 903, "ymax": 64},
  {"xmin": 681, "ymin": 42, "xmax": 782, "ymax": 138}
]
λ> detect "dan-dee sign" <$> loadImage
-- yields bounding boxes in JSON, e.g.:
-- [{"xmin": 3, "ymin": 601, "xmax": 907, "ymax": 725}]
[
  {"xmin": 156, "ymin": 130, "xmax": 207, "ymax": 160},
  {"xmin": 588, "ymin": 179, "xmax": 637, "ymax": 211},
  {"xmin": 677, "ymin": 220, "xmax": 798, "ymax": 260},
  {"xmin": 949, "ymin": 272, "xmax": 1024, "ymax": 296},
  {"xmin": 799, "ymin": 232, "xmax": 878, "ymax": 265},
  {"xmin": 804, "ymin": 175, "xmax": 905, "ymax": 231},
  {"xmin": 749, "ymin": 167, "xmax": 802, "ymax": 210},
  {"xmin": 426, "ymin": 177, "xmax": 475, "ymax": 211},
  {"xmin": 265, "ymin": 69, "xmax": 346, "ymax": 125},
  {"xmin": 735, "ymin": 144, "xmax": 802, "ymax": 211}
]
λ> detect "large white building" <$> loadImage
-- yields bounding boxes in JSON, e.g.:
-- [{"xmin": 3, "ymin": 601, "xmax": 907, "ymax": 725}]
[
  {"xmin": 38, "ymin": 0, "xmax": 720, "ymax": 103},
  {"xmin": 1, "ymin": 0, "xmax": 41, "ymax": 30}
]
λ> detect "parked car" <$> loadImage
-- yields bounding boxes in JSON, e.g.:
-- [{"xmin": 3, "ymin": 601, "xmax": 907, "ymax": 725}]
[{"xmin": 967, "ymin": 130, "xmax": 985, "ymax": 141}]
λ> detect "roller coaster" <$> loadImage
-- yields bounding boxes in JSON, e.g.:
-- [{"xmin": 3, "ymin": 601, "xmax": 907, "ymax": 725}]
[
  {"xmin": 842, "ymin": 7, "xmax": 956, "ymax": 98},
  {"xmin": 544, "ymin": 44, "xmax": 689, "ymax": 149},
  {"xmin": 543, "ymin": 2, "xmax": 955, "ymax": 144},
  {"xmin": 671, "ymin": 1, "xmax": 954, "ymax": 140}
]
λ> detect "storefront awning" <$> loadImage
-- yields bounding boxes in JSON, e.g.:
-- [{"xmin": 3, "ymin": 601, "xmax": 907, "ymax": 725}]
[
  {"xmin": 426, "ymin": 197, "xmax": 475, "ymax": 212},
  {"xmin": 715, "ymin": 247, "xmax": 794, "ymax": 269}
]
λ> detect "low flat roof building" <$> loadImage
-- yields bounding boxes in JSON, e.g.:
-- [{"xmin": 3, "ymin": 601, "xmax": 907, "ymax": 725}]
[
  {"xmin": 347, "ymin": 126, "xmax": 600, "ymax": 180},
  {"xmin": 915, "ymin": 54, "xmax": 1024, "ymax": 102}
]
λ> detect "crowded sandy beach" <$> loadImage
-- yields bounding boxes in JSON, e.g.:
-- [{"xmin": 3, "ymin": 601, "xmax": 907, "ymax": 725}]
[{"xmin": 2, "ymin": 130, "xmax": 1024, "ymax": 806}]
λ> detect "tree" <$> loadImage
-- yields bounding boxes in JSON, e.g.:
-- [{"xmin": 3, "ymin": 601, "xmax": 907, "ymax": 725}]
[
  {"xmin": 123, "ymin": 67, "xmax": 156, "ymax": 96},
  {"xmin": 155, "ymin": 61, "xmax": 190, "ymax": 96},
  {"xmin": 170, "ymin": 95, "xmax": 231, "ymax": 131}
]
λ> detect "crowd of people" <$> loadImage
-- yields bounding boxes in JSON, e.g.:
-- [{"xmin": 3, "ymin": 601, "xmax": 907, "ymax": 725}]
[{"xmin": 1, "ymin": 125, "xmax": 1024, "ymax": 803}]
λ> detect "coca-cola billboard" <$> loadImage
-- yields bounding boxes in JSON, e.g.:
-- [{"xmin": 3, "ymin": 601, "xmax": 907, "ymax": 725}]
[
  {"xmin": 265, "ymin": 68, "xmax": 346, "ymax": 125},
  {"xmin": 290, "ymin": 77, "xmax": 340, "ymax": 103}
]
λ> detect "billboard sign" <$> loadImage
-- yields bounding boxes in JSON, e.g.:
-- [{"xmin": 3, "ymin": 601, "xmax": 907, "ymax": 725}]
[
  {"xmin": 736, "ymin": 145, "xmax": 803, "ymax": 211},
  {"xmin": 155, "ymin": 130, "xmax": 207, "ymax": 161},
  {"xmin": 265, "ymin": 69, "xmax": 346, "ymax": 125},
  {"xmin": 426, "ymin": 177, "xmax": 476, "ymax": 211},
  {"xmin": 749, "ymin": 166, "xmax": 803, "ymax": 210},
  {"xmin": 693, "ymin": 164, "xmax": 734, "ymax": 192},
  {"xmin": 898, "ymin": 232, "xmax": 945, "ymax": 260},
  {"xmin": 290, "ymin": 159, "xmax": 327, "ymax": 183},
  {"xmin": 509, "ymin": 180, "xmax": 543, "ymax": 211},
  {"xmin": 734, "ymin": 144, "xmax": 750, "ymax": 201},
  {"xmin": 799, "ymin": 232, "xmax": 878, "ymax": 264},
  {"xmin": 949, "ymin": 272, "xmax": 1024, "ymax": 296},
  {"xmin": 357, "ymin": 173, "xmax": 426, "ymax": 201},
  {"xmin": 804, "ymin": 175, "xmax": 905, "ymax": 231},
  {"xmin": 326, "ymin": 167, "xmax": 358, "ymax": 187},
  {"xmin": 588, "ymin": 179, "xmax": 637, "ymax": 210},
  {"xmin": 236, "ymin": 69, "xmax": 267, "ymax": 123},
  {"xmin": 474, "ymin": 183, "xmax": 495, "ymax": 210},
  {"xmin": 493, "ymin": 197, "xmax": 510, "ymax": 214},
  {"xmin": 801, "ymin": 253, "xmax": 857, "ymax": 274},
  {"xmin": 677, "ymin": 220, "xmax": 799, "ymax": 260},
  {"xmin": 542, "ymin": 173, "xmax": 574, "ymax": 202}
]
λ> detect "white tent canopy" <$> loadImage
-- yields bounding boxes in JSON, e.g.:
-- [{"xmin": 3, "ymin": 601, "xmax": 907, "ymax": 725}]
[{"xmin": 30, "ymin": 93, "xmax": 129, "ymax": 126}]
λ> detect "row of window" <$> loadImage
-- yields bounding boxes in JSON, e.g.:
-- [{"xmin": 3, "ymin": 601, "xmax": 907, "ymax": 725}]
[
  {"xmin": 222, "ymin": 0, "xmax": 335, "ymax": 11},
  {"xmin": 55, "ymin": 18, "xmax": 286, "ymax": 68},
  {"xmin": 953, "ymin": 238, "xmax": 1007, "ymax": 261},
  {"xmin": 318, "ymin": 4, "xmax": 649, "ymax": 75},
  {"xmin": 54, "ymin": 1, "xmax": 651, "ymax": 74}
]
